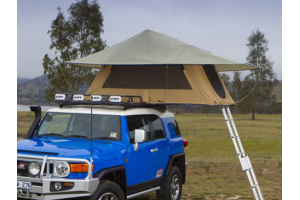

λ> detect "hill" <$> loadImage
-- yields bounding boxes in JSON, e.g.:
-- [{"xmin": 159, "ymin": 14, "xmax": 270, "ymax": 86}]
[
  {"xmin": 17, "ymin": 74, "xmax": 89, "ymax": 105},
  {"xmin": 17, "ymin": 78, "xmax": 31, "ymax": 86},
  {"xmin": 17, "ymin": 74, "xmax": 50, "ymax": 105}
]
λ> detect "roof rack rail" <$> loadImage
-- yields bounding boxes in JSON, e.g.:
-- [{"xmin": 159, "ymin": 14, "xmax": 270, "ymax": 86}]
[{"xmin": 53, "ymin": 94, "xmax": 166, "ymax": 110}]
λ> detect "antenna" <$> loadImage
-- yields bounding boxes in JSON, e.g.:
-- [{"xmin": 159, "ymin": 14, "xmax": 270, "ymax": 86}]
[{"xmin": 90, "ymin": 97, "xmax": 93, "ymax": 178}]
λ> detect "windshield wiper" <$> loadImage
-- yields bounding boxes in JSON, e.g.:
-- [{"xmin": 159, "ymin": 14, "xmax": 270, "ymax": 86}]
[
  {"xmin": 37, "ymin": 133, "xmax": 63, "ymax": 138},
  {"xmin": 93, "ymin": 137, "xmax": 117, "ymax": 141},
  {"xmin": 63, "ymin": 135, "xmax": 91, "ymax": 140}
]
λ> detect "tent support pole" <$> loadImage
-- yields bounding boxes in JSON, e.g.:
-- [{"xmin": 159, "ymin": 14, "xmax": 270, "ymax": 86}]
[{"xmin": 222, "ymin": 106, "xmax": 264, "ymax": 200}]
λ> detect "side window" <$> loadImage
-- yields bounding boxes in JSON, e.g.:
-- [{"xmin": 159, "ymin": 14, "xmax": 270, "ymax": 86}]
[
  {"xmin": 126, "ymin": 116, "xmax": 151, "ymax": 144},
  {"xmin": 170, "ymin": 117, "xmax": 181, "ymax": 136},
  {"xmin": 149, "ymin": 115, "xmax": 165, "ymax": 139}
]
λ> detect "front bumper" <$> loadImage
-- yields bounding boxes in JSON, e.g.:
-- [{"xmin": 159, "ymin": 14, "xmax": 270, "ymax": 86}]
[
  {"xmin": 17, "ymin": 176, "xmax": 99, "ymax": 199},
  {"xmin": 17, "ymin": 154, "xmax": 99, "ymax": 199}
]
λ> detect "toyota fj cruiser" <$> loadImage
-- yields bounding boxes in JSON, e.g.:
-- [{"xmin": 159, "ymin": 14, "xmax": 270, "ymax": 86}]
[{"xmin": 17, "ymin": 94, "xmax": 188, "ymax": 200}]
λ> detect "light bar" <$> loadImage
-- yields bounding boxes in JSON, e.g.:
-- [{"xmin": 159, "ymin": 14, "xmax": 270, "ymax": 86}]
[
  {"xmin": 73, "ymin": 94, "xmax": 84, "ymax": 101},
  {"xmin": 110, "ymin": 96, "xmax": 122, "ymax": 102},
  {"xmin": 91, "ymin": 95, "xmax": 101, "ymax": 101},
  {"xmin": 55, "ymin": 94, "xmax": 66, "ymax": 100}
]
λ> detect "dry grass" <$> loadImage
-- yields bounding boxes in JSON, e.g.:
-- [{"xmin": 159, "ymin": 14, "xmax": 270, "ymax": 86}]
[{"xmin": 17, "ymin": 111, "xmax": 282, "ymax": 200}]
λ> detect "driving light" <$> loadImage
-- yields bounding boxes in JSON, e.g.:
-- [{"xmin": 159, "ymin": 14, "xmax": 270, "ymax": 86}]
[
  {"xmin": 73, "ymin": 94, "xmax": 84, "ymax": 101},
  {"xmin": 55, "ymin": 94, "xmax": 66, "ymax": 100},
  {"xmin": 54, "ymin": 161, "xmax": 70, "ymax": 177},
  {"xmin": 28, "ymin": 162, "xmax": 41, "ymax": 176},
  {"xmin": 54, "ymin": 182, "xmax": 62, "ymax": 190},
  {"xmin": 109, "ymin": 96, "xmax": 121, "ymax": 102}
]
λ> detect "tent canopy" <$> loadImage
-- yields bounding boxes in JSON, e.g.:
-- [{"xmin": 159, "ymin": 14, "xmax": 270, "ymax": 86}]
[
  {"xmin": 66, "ymin": 29, "xmax": 255, "ymax": 72},
  {"xmin": 66, "ymin": 30, "xmax": 256, "ymax": 105}
]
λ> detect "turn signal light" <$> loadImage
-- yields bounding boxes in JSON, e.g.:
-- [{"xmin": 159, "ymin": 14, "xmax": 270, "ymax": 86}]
[
  {"xmin": 183, "ymin": 139, "xmax": 188, "ymax": 147},
  {"xmin": 69, "ymin": 164, "xmax": 94, "ymax": 173}
]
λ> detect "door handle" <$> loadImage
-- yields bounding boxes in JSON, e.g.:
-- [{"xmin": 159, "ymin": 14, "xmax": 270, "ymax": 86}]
[{"xmin": 151, "ymin": 148, "xmax": 158, "ymax": 153}]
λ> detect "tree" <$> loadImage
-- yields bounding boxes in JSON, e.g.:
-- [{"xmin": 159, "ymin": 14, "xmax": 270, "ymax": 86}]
[
  {"xmin": 231, "ymin": 71, "xmax": 242, "ymax": 113},
  {"xmin": 220, "ymin": 73, "xmax": 230, "ymax": 90},
  {"xmin": 244, "ymin": 29, "xmax": 276, "ymax": 119},
  {"xmin": 43, "ymin": 0, "xmax": 106, "ymax": 103}
]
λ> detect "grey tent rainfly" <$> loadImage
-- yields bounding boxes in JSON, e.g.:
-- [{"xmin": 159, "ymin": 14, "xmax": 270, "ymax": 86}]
[{"xmin": 65, "ymin": 29, "xmax": 255, "ymax": 106}]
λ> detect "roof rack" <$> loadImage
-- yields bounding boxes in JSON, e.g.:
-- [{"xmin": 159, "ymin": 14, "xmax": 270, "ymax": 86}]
[{"xmin": 54, "ymin": 94, "xmax": 166, "ymax": 110}]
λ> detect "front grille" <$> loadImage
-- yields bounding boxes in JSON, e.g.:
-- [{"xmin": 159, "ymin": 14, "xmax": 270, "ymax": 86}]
[{"xmin": 17, "ymin": 161, "xmax": 53, "ymax": 177}]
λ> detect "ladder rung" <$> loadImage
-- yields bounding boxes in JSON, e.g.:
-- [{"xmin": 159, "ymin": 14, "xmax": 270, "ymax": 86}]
[
  {"xmin": 251, "ymin": 184, "xmax": 258, "ymax": 188},
  {"xmin": 243, "ymin": 167, "xmax": 253, "ymax": 172},
  {"xmin": 231, "ymin": 135, "xmax": 239, "ymax": 138}
]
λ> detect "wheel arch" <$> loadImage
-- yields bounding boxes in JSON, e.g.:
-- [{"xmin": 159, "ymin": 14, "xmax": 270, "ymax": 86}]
[
  {"xmin": 164, "ymin": 152, "xmax": 186, "ymax": 184},
  {"xmin": 93, "ymin": 166, "xmax": 127, "ymax": 199}
]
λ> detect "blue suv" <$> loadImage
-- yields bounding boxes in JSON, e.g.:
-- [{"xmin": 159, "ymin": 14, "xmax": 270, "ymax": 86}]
[{"xmin": 17, "ymin": 94, "xmax": 188, "ymax": 200}]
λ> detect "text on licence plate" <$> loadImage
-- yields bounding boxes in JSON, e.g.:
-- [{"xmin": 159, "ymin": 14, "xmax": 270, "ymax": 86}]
[{"xmin": 17, "ymin": 181, "xmax": 32, "ymax": 189}]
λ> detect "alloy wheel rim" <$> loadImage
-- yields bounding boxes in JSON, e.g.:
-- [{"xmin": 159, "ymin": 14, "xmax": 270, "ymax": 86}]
[
  {"xmin": 170, "ymin": 174, "xmax": 180, "ymax": 200},
  {"xmin": 99, "ymin": 192, "xmax": 118, "ymax": 200}
]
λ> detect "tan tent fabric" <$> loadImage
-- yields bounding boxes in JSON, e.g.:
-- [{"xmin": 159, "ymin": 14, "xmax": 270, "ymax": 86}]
[
  {"xmin": 86, "ymin": 64, "xmax": 235, "ymax": 105},
  {"xmin": 66, "ymin": 29, "xmax": 255, "ymax": 72}
]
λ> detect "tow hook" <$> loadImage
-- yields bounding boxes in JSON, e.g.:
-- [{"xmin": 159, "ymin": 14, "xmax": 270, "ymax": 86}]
[
  {"xmin": 17, "ymin": 189, "xmax": 23, "ymax": 196},
  {"xmin": 17, "ymin": 189, "xmax": 31, "ymax": 198}
]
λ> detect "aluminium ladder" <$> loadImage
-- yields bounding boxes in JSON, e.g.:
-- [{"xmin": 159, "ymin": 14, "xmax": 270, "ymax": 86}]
[{"xmin": 222, "ymin": 106, "xmax": 264, "ymax": 200}]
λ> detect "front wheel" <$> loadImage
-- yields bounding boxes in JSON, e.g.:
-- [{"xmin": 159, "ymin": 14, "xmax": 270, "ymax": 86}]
[
  {"xmin": 156, "ymin": 166, "xmax": 182, "ymax": 200},
  {"xmin": 90, "ymin": 180, "xmax": 125, "ymax": 200}
]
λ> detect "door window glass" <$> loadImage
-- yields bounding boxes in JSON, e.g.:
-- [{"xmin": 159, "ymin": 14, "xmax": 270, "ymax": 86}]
[{"xmin": 127, "ymin": 116, "xmax": 151, "ymax": 144}]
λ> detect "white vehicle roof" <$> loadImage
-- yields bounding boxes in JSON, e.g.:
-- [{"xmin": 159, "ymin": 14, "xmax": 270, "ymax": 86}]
[{"xmin": 47, "ymin": 106, "xmax": 175, "ymax": 118}]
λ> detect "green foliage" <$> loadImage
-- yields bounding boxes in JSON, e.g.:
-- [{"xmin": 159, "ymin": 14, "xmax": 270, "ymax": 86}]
[
  {"xmin": 241, "ymin": 29, "xmax": 276, "ymax": 118},
  {"xmin": 231, "ymin": 71, "xmax": 242, "ymax": 113},
  {"xmin": 220, "ymin": 73, "xmax": 230, "ymax": 90},
  {"xmin": 271, "ymin": 99, "xmax": 279, "ymax": 114},
  {"xmin": 43, "ymin": 0, "xmax": 106, "ymax": 103}
]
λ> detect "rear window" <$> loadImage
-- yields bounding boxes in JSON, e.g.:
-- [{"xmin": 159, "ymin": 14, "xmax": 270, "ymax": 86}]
[{"xmin": 170, "ymin": 117, "xmax": 181, "ymax": 136}]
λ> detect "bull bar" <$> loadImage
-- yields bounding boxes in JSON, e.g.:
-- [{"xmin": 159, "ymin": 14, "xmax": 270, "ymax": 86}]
[{"xmin": 17, "ymin": 154, "xmax": 99, "ymax": 200}]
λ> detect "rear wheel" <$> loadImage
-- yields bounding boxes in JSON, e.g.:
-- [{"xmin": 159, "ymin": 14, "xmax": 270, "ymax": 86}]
[
  {"xmin": 156, "ymin": 166, "xmax": 182, "ymax": 200},
  {"xmin": 91, "ymin": 180, "xmax": 125, "ymax": 200}
]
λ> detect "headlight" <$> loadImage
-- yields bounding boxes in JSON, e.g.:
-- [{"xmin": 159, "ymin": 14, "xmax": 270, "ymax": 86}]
[
  {"xmin": 54, "ymin": 161, "xmax": 70, "ymax": 177},
  {"xmin": 28, "ymin": 162, "xmax": 41, "ymax": 176}
]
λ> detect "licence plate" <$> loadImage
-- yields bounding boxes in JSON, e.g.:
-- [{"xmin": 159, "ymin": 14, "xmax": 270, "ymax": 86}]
[{"xmin": 17, "ymin": 181, "xmax": 32, "ymax": 189}]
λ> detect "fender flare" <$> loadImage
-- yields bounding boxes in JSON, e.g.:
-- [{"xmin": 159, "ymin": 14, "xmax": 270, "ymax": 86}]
[
  {"xmin": 93, "ymin": 166, "xmax": 127, "ymax": 198},
  {"xmin": 164, "ymin": 152, "xmax": 186, "ymax": 184}
]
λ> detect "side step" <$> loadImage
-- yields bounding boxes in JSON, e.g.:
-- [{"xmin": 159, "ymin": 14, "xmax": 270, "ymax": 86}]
[{"xmin": 127, "ymin": 186, "xmax": 160, "ymax": 199}]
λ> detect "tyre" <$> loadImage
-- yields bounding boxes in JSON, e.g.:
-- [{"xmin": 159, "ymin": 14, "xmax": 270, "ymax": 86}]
[
  {"xmin": 156, "ymin": 166, "xmax": 182, "ymax": 200},
  {"xmin": 90, "ymin": 180, "xmax": 125, "ymax": 200}
]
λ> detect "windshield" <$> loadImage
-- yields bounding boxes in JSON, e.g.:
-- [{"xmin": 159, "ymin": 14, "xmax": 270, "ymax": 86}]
[{"xmin": 36, "ymin": 112, "xmax": 121, "ymax": 141}]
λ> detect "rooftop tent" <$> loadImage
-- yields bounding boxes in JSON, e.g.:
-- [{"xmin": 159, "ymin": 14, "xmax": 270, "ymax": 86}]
[{"xmin": 66, "ymin": 30, "xmax": 256, "ymax": 105}]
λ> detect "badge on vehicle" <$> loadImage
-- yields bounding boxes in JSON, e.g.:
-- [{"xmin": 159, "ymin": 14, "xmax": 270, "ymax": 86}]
[{"xmin": 156, "ymin": 169, "xmax": 163, "ymax": 177}]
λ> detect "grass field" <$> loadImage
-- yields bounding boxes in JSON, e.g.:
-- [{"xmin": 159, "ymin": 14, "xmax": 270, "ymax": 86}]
[{"xmin": 17, "ymin": 111, "xmax": 282, "ymax": 200}]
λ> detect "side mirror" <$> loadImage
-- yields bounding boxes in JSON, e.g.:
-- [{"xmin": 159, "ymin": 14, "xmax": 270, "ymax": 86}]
[{"xmin": 133, "ymin": 129, "xmax": 146, "ymax": 151}]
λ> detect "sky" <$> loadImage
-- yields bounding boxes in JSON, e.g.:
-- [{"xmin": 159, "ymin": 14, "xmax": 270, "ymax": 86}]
[{"xmin": 17, "ymin": 0, "xmax": 282, "ymax": 79}]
